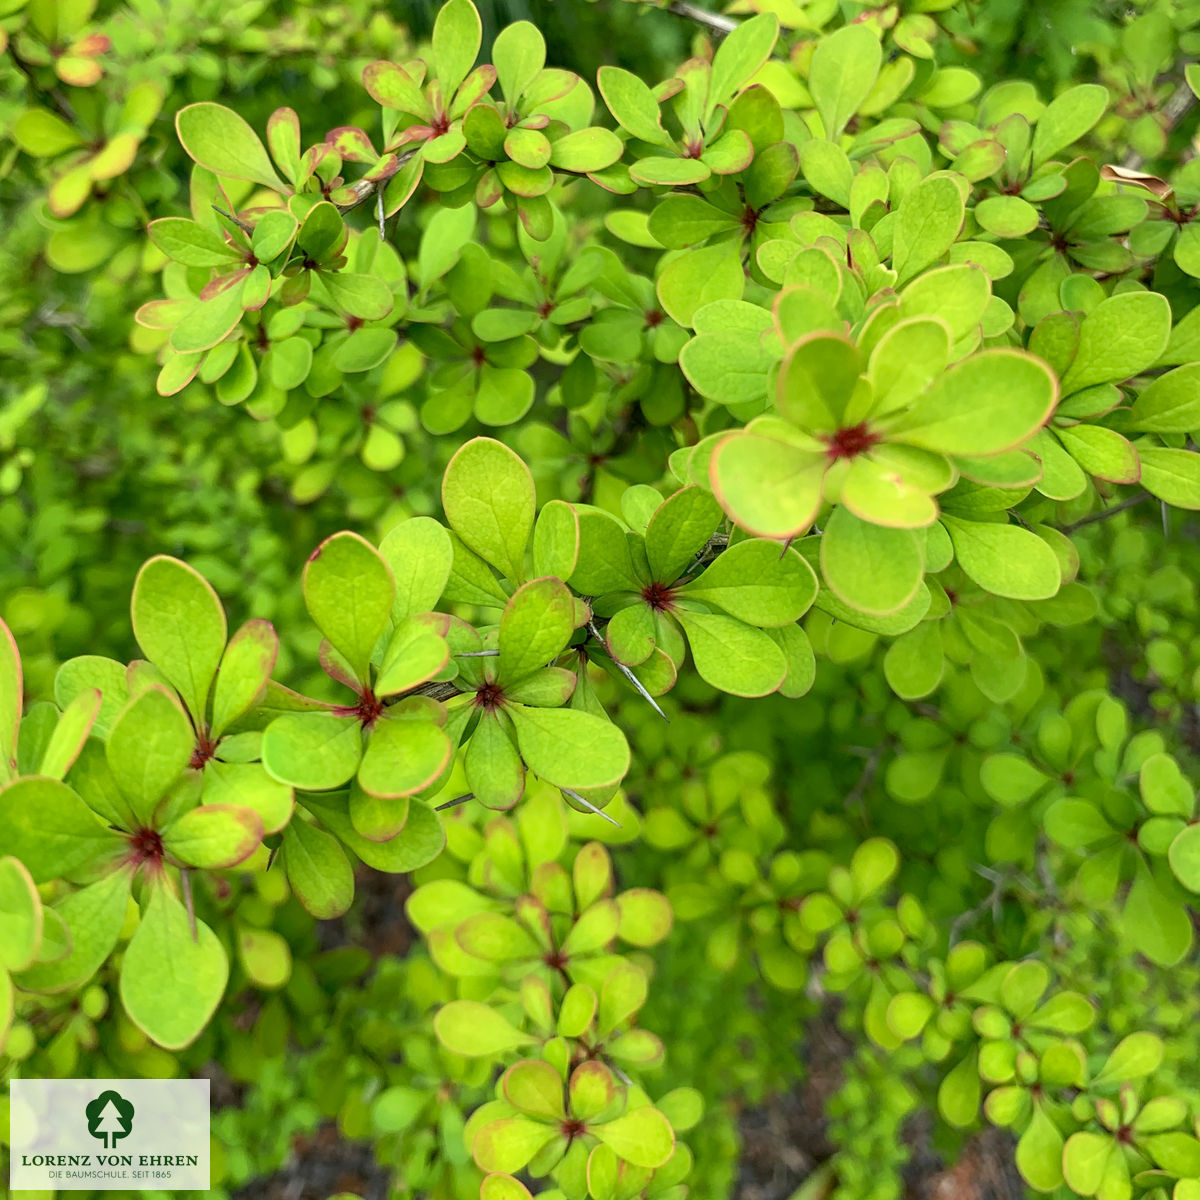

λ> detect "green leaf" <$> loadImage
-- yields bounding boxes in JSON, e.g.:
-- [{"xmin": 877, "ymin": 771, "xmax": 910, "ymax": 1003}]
[
  {"xmin": 597, "ymin": 67, "xmax": 670, "ymax": 146},
  {"xmin": 357, "ymin": 715, "xmax": 452, "ymax": 799},
  {"xmin": 262, "ymin": 712, "xmax": 362, "ymax": 791},
  {"xmin": 435, "ymin": 1000, "xmax": 535, "ymax": 1055},
  {"xmin": 148, "ymin": 218, "xmax": 241, "ymax": 268},
  {"xmin": 499, "ymin": 578, "xmax": 576, "ymax": 682},
  {"xmin": 657, "ymin": 243, "xmax": 745, "ymax": 328},
  {"xmin": 508, "ymin": 706, "xmax": 629, "ymax": 791},
  {"xmin": 1060, "ymin": 291, "xmax": 1171, "ymax": 394},
  {"xmin": 17, "ymin": 869, "xmax": 132, "ymax": 993},
  {"xmin": 1130, "ymin": 363, "xmax": 1200, "ymax": 433},
  {"xmin": 1120, "ymin": 861, "xmax": 1192, "ymax": 966},
  {"xmin": 379, "ymin": 517, "xmax": 454, "ymax": 622},
  {"xmin": 710, "ymin": 432, "xmax": 826, "ymax": 540},
  {"xmin": 119, "ymin": 878, "xmax": 229, "ymax": 1049},
  {"xmin": 175, "ymin": 102, "xmax": 283, "ymax": 189},
  {"xmin": 809, "ymin": 24, "xmax": 882, "ymax": 140},
  {"xmin": 892, "ymin": 350, "xmax": 1056, "ymax": 456},
  {"xmin": 38, "ymin": 687, "xmax": 100, "ymax": 780},
  {"xmin": 941, "ymin": 516, "xmax": 1061, "ymax": 600},
  {"xmin": 1093, "ymin": 1031, "xmax": 1163, "ymax": 1085},
  {"xmin": 679, "ymin": 540, "xmax": 817, "ymax": 625},
  {"xmin": 132, "ymin": 556, "xmax": 228, "ymax": 723},
  {"xmin": 281, "ymin": 817, "xmax": 354, "ymax": 918},
  {"xmin": 375, "ymin": 618, "xmax": 451, "ymax": 696},
  {"xmin": 443, "ymin": 437, "xmax": 535, "ymax": 582},
  {"xmin": 533, "ymin": 501, "xmax": 581, "ymax": 580},
  {"xmin": 106, "ymin": 687, "xmax": 195, "ymax": 825},
  {"xmin": 210, "ymin": 619, "xmax": 278, "ymax": 739},
  {"xmin": 644, "ymin": 488, "xmax": 723, "ymax": 584},
  {"xmin": 303, "ymin": 793, "xmax": 445, "ymax": 873},
  {"xmin": 893, "ymin": 176, "xmax": 965, "ymax": 286},
  {"xmin": 503, "ymin": 1060, "xmax": 565, "ymax": 1119},
  {"xmin": 674, "ymin": 609, "xmax": 787, "ymax": 697},
  {"xmin": 0, "ymin": 618, "xmax": 19, "ymax": 783},
  {"xmin": 303, "ymin": 532, "xmax": 395, "ymax": 685},
  {"xmin": 1015, "ymin": 1102, "xmax": 1064, "ymax": 1192},
  {"xmin": 0, "ymin": 856, "xmax": 41, "ymax": 972},
  {"xmin": 1031, "ymin": 84, "xmax": 1108, "ymax": 166},
  {"xmin": 493, "ymin": 20, "xmax": 545, "ymax": 106},
  {"xmin": 593, "ymin": 1107, "xmax": 675, "ymax": 1169},
  {"xmin": 473, "ymin": 1117, "xmax": 559, "ymax": 1173},
  {"xmin": 708, "ymin": 13, "xmax": 779, "ymax": 113},
  {"xmin": 161, "ymin": 804, "xmax": 263, "ymax": 869},
  {"xmin": 1062, "ymin": 1131, "xmax": 1112, "ymax": 1196},
  {"xmin": 1138, "ymin": 446, "xmax": 1200, "ymax": 509},
  {"xmin": 820, "ymin": 508, "xmax": 924, "ymax": 616},
  {"xmin": 432, "ymin": 0, "xmax": 482, "ymax": 96}
]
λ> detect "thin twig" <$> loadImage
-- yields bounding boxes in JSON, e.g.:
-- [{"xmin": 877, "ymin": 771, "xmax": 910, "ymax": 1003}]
[
  {"xmin": 665, "ymin": 0, "xmax": 738, "ymax": 37},
  {"xmin": 948, "ymin": 867, "xmax": 1011, "ymax": 946},
  {"xmin": 561, "ymin": 786, "xmax": 621, "ymax": 827},
  {"xmin": 1060, "ymin": 491, "xmax": 1152, "ymax": 533}
]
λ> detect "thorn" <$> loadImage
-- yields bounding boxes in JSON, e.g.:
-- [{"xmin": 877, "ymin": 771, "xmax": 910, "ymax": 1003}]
[
  {"xmin": 561, "ymin": 787, "xmax": 621, "ymax": 827},
  {"xmin": 266, "ymin": 844, "xmax": 280, "ymax": 870},
  {"xmin": 376, "ymin": 187, "xmax": 386, "ymax": 240},
  {"xmin": 587, "ymin": 619, "xmax": 668, "ymax": 721},
  {"xmin": 457, "ymin": 649, "xmax": 500, "ymax": 657},
  {"xmin": 436, "ymin": 791, "xmax": 475, "ymax": 811},
  {"xmin": 1163, "ymin": 501, "xmax": 1170, "ymax": 539},
  {"xmin": 180, "ymin": 869, "xmax": 199, "ymax": 944},
  {"xmin": 779, "ymin": 537, "xmax": 795, "ymax": 560}
]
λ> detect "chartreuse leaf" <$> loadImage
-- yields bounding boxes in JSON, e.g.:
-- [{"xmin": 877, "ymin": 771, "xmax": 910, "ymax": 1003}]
[
  {"xmin": 674, "ymin": 610, "xmax": 786, "ymax": 697},
  {"xmin": 808, "ymin": 23, "xmax": 882, "ymax": 140},
  {"xmin": 892, "ymin": 350, "xmax": 1057, "ymax": 456},
  {"xmin": 0, "ymin": 618, "xmax": 20, "ymax": 783},
  {"xmin": 358, "ymin": 714, "xmax": 452, "ymax": 799},
  {"xmin": 379, "ymin": 516, "xmax": 454, "ymax": 621},
  {"xmin": 132, "ymin": 556, "xmax": 228, "ymax": 723},
  {"xmin": 18, "ymin": 868, "xmax": 133, "ymax": 993},
  {"xmin": 1031, "ymin": 84, "xmax": 1108, "ymax": 165},
  {"xmin": 533, "ymin": 501, "xmax": 580, "ymax": 580},
  {"xmin": 710, "ymin": 432, "xmax": 826, "ymax": 539},
  {"xmin": 262, "ymin": 712, "xmax": 362, "ymax": 791},
  {"xmin": 820, "ymin": 508, "xmax": 924, "ymax": 616},
  {"xmin": 432, "ymin": 0, "xmax": 481, "ymax": 96},
  {"xmin": 893, "ymin": 177, "xmax": 965, "ymax": 286},
  {"xmin": 119, "ymin": 877, "xmax": 229, "ymax": 1049},
  {"xmin": 0, "ymin": 856, "xmax": 41, "ymax": 972},
  {"xmin": 176, "ymin": 102, "xmax": 284, "ymax": 189},
  {"xmin": 493, "ymin": 20, "xmax": 544, "ymax": 106},
  {"xmin": 1060, "ymin": 291, "xmax": 1171, "ymax": 394},
  {"xmin": 210, "ymin": 619, "xmax": 277, "ymax": 739},
  {"xmin": 106, "ymin": 687, "xmax": 194, "ymax": 825},
  {"xmin": 1015, "ymin": 1102, "xmax": 1063, "ymax": 1192},
  {"xmin": 303, "ymin": 532, "xmax": 395, "ymax": 685},
  {"xmin": 303, "ymin": 792, "xmax": 445, "ymax": 873},
  {"xmin": 0, "ymin": 777, "xmax": 116, "ymax": 883},
  {"xmin": 644, "ymin": 488, "xmax": 723, "ymax": 583},
  {"xmin": 161, "ymin": 804, "xmax": 263, "ymax": 869},
  {"xmin": 598, "ymin": 67, "xmax": 670, "ymax": 147},
  {"xmin": 499, "ymin": 578, "xmax": 576, "ymax": 682},
  {"xmin": 941, "ymin": 516, "xmax": 1061, "ymax": 600},
  {"xmin": 443, "ymin": 437, "xmax": 535, "ymax": 583},
  {"xmin": 473, "ymin": 1117, "xmax": 558, "ymax": 1172},
  {"xmin": 38, "ymin": 687, "xmax": 100, "ymax": 780},
  {"xmin": 678, "ymin": 541, "xmax": 817, "ymax": 625},
  {"xmin": 508, "ymin": 706, "xmax": 629, "ymax": 792},
  {"xmin": 707, "ymin": 13, "xmax": 778, "ymax": 114},
  {"xmin": 435, "ymin": 1000, "xmax": 535, "ymax": 1056},
  {"xmin": 1119, "ymin": 860, "xmax": 1191, "ymax": 966},
  {"xmin": 281, "ymin": 817, "xmax": 354, "ymax": 918},
  {"xmin": 375, "ymin": 618, "xmax": 450, "ymax": 696},
  {"xmin": 593, "ymin": 1106, "xmax": 675, "ymax": 1169}
]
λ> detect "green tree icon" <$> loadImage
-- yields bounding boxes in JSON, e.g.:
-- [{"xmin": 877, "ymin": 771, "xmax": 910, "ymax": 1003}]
[{"xmin": 85, "ymin": 1091, "xmax": 134, "ymax": 1150}]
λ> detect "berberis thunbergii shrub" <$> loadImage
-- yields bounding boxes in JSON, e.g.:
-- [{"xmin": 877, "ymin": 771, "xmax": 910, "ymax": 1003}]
[{"xmin": 5, "ymin": 0, "xmax": 1200, "ymax": 1196}]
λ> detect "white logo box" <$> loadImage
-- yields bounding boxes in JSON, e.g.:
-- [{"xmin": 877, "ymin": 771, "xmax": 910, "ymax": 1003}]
[{"xmin": 9, "ymin": 1078, "xmax": 210, "ymax": 1191}]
